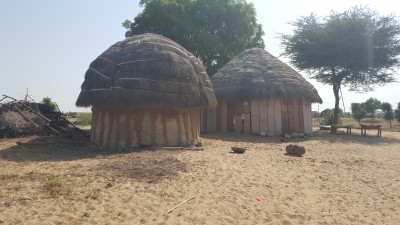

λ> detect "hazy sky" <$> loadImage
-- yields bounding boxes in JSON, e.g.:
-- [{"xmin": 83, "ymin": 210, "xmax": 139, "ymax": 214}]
[{"xmin": 1, "ymin": 0, "xmax": 400, "ymax": 112}]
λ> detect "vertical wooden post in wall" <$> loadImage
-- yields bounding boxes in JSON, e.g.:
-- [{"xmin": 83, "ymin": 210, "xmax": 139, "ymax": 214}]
[
  {"xmin": 281, "ymin": 99, "xmax": 289, "ymax": 134},
  {"xmin": 227, "ymin": 102, "xmax": 235, "ymax": 132},
  {"xmin": 221, "ymin": 102, "xmax": 227, "ymax": 133},
  {"xmin": 274, "ymin": 98, "xmax": 282, "ymax": 135},
  {"xmin": 267, "ymin": 98, "xmax": 275, "ymax": 134},
  {"xmin": 298, "ymin": 99, "xmax": 305, "ymax": 133},
  {"xmin": 287, "ymin": 99, "xmax": 295, "ymax": 133},
  {"xmin": 216, "ymin": 105, "xmax": 222, "ymax": 132},
  {"xmin": 211, "ymin": 108, "xmax": 217, "ymax": 133},
  {"xmin": 302, "ymin": 101, "xmax": 312, "ymax": 134},
  {"xmin": 293, "ymin": 99, "xmax": 300, "ymax": 133},
  {"xmin": 250, "ymin": 99, "xmax": 260, "ymax": 134},
  {"xmin": 207, "ymin": 108, "xmax": 212, "ymax": 133},
  {"xmin": 259, "ymin": 99, "xmax": 268, "ymax": 134}
]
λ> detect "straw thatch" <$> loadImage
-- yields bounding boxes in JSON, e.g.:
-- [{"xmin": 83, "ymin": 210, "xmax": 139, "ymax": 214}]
[
  {"xmin": 76, "ymin": 33, "xmax": 217, "ymax": 109},
  {"xmin": 212, "ymin": 48, "xmax": 322, "ymax": 103}
]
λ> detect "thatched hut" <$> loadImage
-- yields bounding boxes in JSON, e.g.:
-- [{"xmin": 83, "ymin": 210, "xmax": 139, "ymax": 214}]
[
  {"xmin": 201, "ymin": 48, "xmax": 322, "ymax": 135},
  {"xmin": 76, "ymin": 33, "xmax": 217, "ymax": 148}
]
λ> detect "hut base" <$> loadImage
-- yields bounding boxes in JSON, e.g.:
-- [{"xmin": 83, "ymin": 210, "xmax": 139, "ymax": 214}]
[{"xmin": 91, "ymin": 107, "xmax": 200, "ymax": 148}]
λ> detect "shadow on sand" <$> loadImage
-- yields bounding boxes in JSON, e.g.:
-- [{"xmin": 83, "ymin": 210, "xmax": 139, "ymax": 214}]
[
  {"xmin": 202, "ymin": 130, "xmax": 400, "ymax": 146},
  {"xmin": 0, "ymin": 134, "xmax": 161, "ymax": 163},
  {"xmin": 202, "ymin": 133, "xmax": 309, "ymax": 144},
  {"xmin": 1, "ymin": 129, "xmax": 398, "ymax": 163}
]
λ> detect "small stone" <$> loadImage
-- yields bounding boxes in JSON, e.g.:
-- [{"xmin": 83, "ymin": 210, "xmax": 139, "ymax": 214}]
[
  {"xmin": 267, "ymin": 133, "xmax": 274, "ymax": 137},
  {"xmin": 291, "ymin": 133, "xmax": 299, "ymax": 138},
  {"xmin": 260, "ymin": 131, "xmax": 267, "ymax": 136},
  {"xmin": 195, "ymin": 140, "xmax": 203, "ymax": 147},
  {"xmin": 298, "ymin": 133, "xmax": 305, "ymax": 138},
  {"xmin": 284, "ymin": 134, "xmax": 291, "ymax": 139},
  {"xmin": 285, "ymin": 144, "xmax": 306, "ymax": 156}
]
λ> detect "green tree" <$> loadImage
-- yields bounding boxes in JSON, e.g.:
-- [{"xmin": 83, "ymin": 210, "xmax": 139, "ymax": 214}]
[
  {"xmin": 381, "ymin": 102, "xmax": 394, "ymax": 128},
  {"xmin": 280, "ymin": 6, "xmax": 400, "ymax": 125},
  {"xmin": 395, "ymin": 102, "xmax": 400, "ymax": 122},
  {"xmin": 364, "ymin": 97, "xmax": 382, "ymax": 121},
  {"xmin": 351, "ymin": 102, "xmax": 367, "ymax": 125},
  {"xmin": 320, "ymin": 108, "xmax": 343, "ymax": 117},
  {"xmin": 320, "ymin": 109, "xmax": 342, "ymax": 126},
  {"xmin": 41, "ymin": 97, "xmax": 57, "ymax": 112},
  {"xmin": 124, "ymin": 0, "xmax": 265, "ymax": 75}
]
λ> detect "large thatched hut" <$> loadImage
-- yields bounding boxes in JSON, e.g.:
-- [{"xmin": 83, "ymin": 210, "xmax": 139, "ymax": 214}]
[
  {"xmin": 76, "ymin": 33, "xmax": 217, "ymax": 148},
  {"xmin": 201, "ymin": 48, "xmax": 322, "ymax": 135}
]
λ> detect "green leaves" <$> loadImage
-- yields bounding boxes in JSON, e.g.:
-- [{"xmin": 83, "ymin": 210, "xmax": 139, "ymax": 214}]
[
  {"xmin": 281, "ymin": 6, "xmax": 400, "ymax": 91},
  {"xmin": 381, "ymin": 102, "xmax": 394, "ymax": 121},
  {"xmin": 41, "ymin": 97, "xmax": 58, "ymax": 112},
  {"xmin": 124, "ymin": 0, "xmax": 264, "ymax": 75},
  {"xmin": 395, "ymin": 102, "xmax": 400, "ymax": 122},
  {"xmin": 351, "ymin": 102, "xmax": 367, "ymax": 124},
  {"xmin": 281, "ymin": 6, "xmax": 400, "ymax": 126}
]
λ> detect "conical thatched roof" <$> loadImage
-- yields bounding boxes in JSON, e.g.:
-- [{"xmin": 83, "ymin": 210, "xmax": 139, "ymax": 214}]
[
  {"xmin": 76, "ymin": 33, "xmax": 217, "ymax": 109},
  {"xmin": 212, "ymin": 48, "xmax": 322, "ymax": 103}
]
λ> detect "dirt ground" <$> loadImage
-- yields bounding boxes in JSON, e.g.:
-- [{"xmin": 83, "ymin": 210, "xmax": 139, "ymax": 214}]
[{"xmin": 1, "ymin": 129, "xmax": 400, "ymax": 225}]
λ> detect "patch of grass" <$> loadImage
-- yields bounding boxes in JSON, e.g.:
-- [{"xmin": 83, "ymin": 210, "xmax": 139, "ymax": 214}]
[
  {"xmin": 73, "ymin": 113, "xmax": 92, "ymax": 126},
  {"xmin": 46, "ymin": 176, "xmax": 63, "ymax": 187}
]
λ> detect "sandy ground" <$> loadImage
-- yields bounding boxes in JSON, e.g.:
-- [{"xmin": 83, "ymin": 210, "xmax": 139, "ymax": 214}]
[{"xmin": 1, "ymin": 130, "xmax": 400, "ymax": 225}]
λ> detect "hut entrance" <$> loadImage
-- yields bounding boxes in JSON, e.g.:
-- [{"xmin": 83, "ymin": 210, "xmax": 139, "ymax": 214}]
[
  {"xmin": 227, "ymin": 102, "xmax": 251, "ymax": 133},
  {"xmin": 233, "ymin": 113, "xmax": 251, "ymax": 133},
  {"xmin": 281, "ymin": 99, "xmax": 305, "ymax": 134}
]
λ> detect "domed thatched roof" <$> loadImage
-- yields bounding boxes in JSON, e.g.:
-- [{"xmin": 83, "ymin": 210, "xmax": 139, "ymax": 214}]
[
  {"xmin": 76, "ymin": 33, "xmax": 217, "ymax": 109},
  {"xmin": 212, "ymin": 48, "xmax": 322, "ymax": 103}
]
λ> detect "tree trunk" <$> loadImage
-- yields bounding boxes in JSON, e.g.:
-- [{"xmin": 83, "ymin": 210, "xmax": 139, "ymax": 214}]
[
  {"xmin": 390, "ymin": 119, "xmax": 392, "ymax": 128},
  {"xmin": 333, "ymin": 83, "xmax": 340, "ymax": 125}
]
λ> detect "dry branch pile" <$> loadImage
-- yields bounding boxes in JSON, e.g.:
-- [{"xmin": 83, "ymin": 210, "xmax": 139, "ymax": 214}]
[{"xmin": 0, "ymin": 95, "xmax": 79, "ymax": 138}]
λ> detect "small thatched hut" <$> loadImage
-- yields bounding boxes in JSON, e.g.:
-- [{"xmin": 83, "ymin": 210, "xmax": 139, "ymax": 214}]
[
  {"xmin": 76, "ymin": 33, "xmax": 217, "ymax": 148},
  {"xmin": 201, "ymin": 48, "xmax": 322, "ymax": 135}
]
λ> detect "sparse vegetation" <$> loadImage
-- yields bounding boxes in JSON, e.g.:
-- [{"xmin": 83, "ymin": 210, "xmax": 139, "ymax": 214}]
[
  {"xmin": 41, "ymin": 97, "xmax": 58, "ymax": 112},
  {"xmin": 319, "ymin": 109, "xmax": 342, "ymax": 126},
  {"xmin": 2, "ymin": 132, "xmax": 400, "ymax": 223},
  {"xmin": 73, "ymin": 112, "xmax": 92, "ymax": 126},
  {"xmin": 351, "ymin": 103, "xmax": 367, "ymax": 125},
  {"xmin": 395, "ymin": 102, "xmax": 400, "ymax": 122},
  {"xmin": 313, "ymin": 117, "xmax": 400, "ymax": 132},
  {"xmin": 364, "ymin": 98, "xmax": 382, "ymax": 121},
  {"xmin": 46, "ymin": 176, "xmax": 63, "ymax": 187},
  {"xmin": 381, "ymin": 102, "xmax": 394, "ymax": 128}
]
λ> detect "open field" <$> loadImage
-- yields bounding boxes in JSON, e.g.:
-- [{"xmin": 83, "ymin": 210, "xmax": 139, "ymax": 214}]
[{"xmin": 1, "ymin": 131, "xmax": 400, "ymax": 225}]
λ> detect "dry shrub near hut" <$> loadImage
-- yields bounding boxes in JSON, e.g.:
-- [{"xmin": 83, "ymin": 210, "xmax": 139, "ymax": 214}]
[
  {"xmin": 76, "ymin": 33, "xmax": 217, "ymax": 148},
  {"xmin": 202, "ymin": 48, "xmax": 322, "ymax": 135}
]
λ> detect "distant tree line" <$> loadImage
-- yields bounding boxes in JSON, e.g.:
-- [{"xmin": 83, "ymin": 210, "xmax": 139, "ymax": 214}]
[
  {"xmin": 351, "ymin": 98, "xmax": 400, "ymax": 128},
  {"xmin": 318, "ymin": 98, "xmax": 399, "ymax": 127}
]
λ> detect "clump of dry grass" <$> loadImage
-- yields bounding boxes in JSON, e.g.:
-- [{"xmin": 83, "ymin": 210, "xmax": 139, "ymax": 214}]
[
  {"xmin": 46, "ymin": 176, "xmax": 63, "ymax": 187},
  {"xmin": 44, "ymin": 175, "xmax": 68, "ymax": 197}
]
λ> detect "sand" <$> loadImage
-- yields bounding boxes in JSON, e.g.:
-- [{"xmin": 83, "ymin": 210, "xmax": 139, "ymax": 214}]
[{"xmin": 1, "ymin": 130, "xmax": 400, "ymax": 224}]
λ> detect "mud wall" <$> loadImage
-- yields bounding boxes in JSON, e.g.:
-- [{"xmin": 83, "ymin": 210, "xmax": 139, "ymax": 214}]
[{"xmin": 91, "ymin": 107, "xmax": 200, "ymax": 148}]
